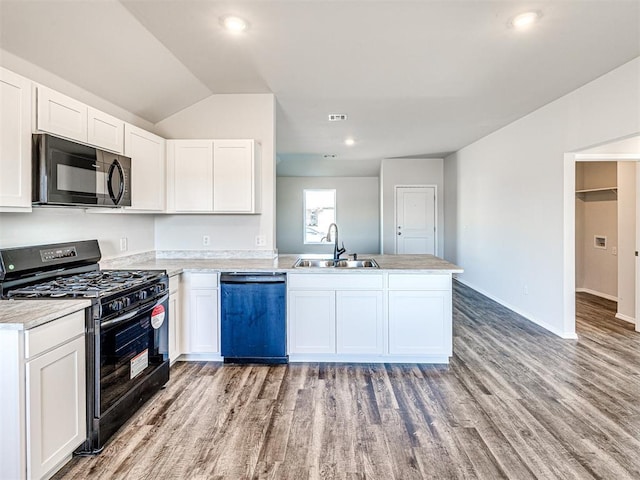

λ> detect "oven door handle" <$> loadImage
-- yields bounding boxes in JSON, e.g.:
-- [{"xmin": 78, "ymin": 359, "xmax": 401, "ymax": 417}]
[{"xmin": 100, "ymin": 293, "xmax": 169, "ymax": 329}]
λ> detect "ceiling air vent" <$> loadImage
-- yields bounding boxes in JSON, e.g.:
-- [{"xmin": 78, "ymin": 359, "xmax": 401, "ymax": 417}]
[{"xmin": 328, "ymin": 113, "xmax": 347, "ymax": 122}]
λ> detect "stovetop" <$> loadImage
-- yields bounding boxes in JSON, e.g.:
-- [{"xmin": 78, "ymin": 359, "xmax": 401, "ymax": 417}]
[{"xmin": 6, "ymin": 269, "xmax": 166, "ymax": 299}]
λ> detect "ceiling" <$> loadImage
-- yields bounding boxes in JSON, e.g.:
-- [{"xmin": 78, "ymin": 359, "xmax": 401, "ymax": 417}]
[{"xmin": 1, "ymin": 1, "xmax": 639, "ymax": 177}]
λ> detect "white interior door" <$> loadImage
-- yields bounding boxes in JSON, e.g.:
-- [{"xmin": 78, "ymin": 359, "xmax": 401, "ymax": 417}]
[{"xmin": 395, "ymin": 186, "xmax": 436, "ymax": 254}]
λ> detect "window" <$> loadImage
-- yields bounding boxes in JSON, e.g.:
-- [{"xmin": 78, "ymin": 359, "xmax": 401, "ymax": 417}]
[{"xmin": 304, "ymin": 189, "xmax": 336, "ymax": 244}]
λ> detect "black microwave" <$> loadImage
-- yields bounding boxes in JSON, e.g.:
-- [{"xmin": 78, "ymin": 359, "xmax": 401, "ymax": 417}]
[{"xmin": 32, "ymin": 134, "xmax": 132, "ymax": 207}]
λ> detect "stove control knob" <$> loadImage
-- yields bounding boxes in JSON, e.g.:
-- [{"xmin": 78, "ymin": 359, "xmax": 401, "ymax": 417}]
[
  {"xmin": 138, "ymin": 290, "xmax": 147, "ymax": 301},
  {"xmin": 110, "ymin": 300, "xmax": 124, "ymax": 311},
  {"xmin": 154, "ymin": 284, "xmax": 165, "ymax": 294},
  {"xmin": 122, "ymin": 297, "xmax": 131, "ymax": 308}
]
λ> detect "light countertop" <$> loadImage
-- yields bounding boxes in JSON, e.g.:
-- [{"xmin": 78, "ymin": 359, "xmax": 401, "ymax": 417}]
[
  {"xmin": 101, "ymin": 254, "xmax": 463, "ymax": 276},
  {"xmin": 0, "ymin": 299, "xmax": 91, "ymax": 331}
]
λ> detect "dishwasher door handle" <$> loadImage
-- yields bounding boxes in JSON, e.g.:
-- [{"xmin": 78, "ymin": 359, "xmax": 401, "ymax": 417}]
[{"xmin": 220, "ymin": 273, "xmax": 286, "ymax": 284}]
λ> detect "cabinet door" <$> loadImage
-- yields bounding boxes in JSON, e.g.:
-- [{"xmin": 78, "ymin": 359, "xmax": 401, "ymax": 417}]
[
  {"xmin": 169, "ymin": 140, "xmax": 213, "ymax": 212},
  {"xmin": 26, "ymin": 335, "xmax": 86, "ymax": 480},
  {"xmin": 288, "ymin": 290, "xmax": 336, "ymax": 354},
  {"xmin": 37, "ymin": 86, "xmax": 88, "ymax": 143},
  {"xmin": 388, "ymin": 291, "xmax": 451, "ymax": 355},
  {"xmin": 189, "ymin": 288, "xmax": 219, "ymax": 353},
  {"xmin": 0, "ymin": 67, "xmax": 32, "ymax": 210},
  {"xmin": 213, "ymin": 139, "xmax": 257, "ymax": 213},
  {"xmin": 87, "ymin": 107, "xmax": 124, "ymax": 153},
  {"xmin": 168, "ymin": 275, "xmax": 181, "ymax": 362},
  {"xmin": 125, "ymin": 124, "xmax": 166, "ymax": 211},
  {"xmin": 337, "ymin": 290, "xmax": 383, "ymax": 354}
]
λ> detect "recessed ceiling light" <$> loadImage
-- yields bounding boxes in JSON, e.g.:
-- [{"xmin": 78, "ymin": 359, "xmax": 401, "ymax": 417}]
[
  {"xmin": 221, "ymin": 16, "xmax": 248, "ymax": 33},
  {"xmin": 344, "ymin": 138, "xmax": 355, "ymax": 146},
  {"xmin": 323, "ymin": 154, "xmax": 337, "ymax": 158},
  {"xmin": 510, "ymin": 11, "xmax": 541, "ymax": 29}
]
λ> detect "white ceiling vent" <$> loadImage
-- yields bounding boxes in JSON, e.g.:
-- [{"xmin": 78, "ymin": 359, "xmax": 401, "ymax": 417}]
[{"xmin": 328, "ymin": 113, "xmax": 348, "ymax": 121}]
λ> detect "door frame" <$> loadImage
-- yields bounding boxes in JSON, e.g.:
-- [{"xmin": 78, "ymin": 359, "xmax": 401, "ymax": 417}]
[
  {"xmin": 563, "ymin": 150, "xmax": 640, "ymax": 338},
  {"xmin": 394, "ymin": 185, "xmax": 438, "ymax": 255}
]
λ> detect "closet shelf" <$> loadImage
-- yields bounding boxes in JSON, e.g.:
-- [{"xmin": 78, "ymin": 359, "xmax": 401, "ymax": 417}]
[{"xmin": 575, "ymin": 187, "xmax": 617, "ymax": 194}]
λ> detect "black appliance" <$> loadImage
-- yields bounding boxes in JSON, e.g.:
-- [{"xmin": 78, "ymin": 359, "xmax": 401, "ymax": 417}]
[
  {"xmin": 220, "ymin": 272, "xmax": 287, "ymax": 364},
  {"xmin": 32, "ymin": 133, "xmax": 132, "ymax": 207},
  {"xmin": 0, "ymin": 240, "xmax": 169, "ymax": 454}
]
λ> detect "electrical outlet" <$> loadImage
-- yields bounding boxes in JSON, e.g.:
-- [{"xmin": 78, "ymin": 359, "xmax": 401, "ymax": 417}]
[
  {"xmin": 523, "ymin": 284, "xmax": 529, "ymax": 295},
  {"xmin": 612, "ymin": 246, "xmax": 617, "ymax": 255},
  {"xmin": 202, "ymin": 235, "xmax": 211, "ymax": 246},
  {"xmin": 255, "ymin": 235, "xmax": 266, "ymax": 247},
  {"xmin": 119, "ymin": 237, "xmax": 128, "ymax": 252}
]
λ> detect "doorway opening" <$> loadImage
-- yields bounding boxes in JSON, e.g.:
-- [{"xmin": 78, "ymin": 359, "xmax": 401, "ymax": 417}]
[
  {"xmin": 563, "ymin": 134, "xmax": 640, "ymax": 338},
  {"xmin": 575, "ymin": 160, "xmax": 637, "ymax": 331}
]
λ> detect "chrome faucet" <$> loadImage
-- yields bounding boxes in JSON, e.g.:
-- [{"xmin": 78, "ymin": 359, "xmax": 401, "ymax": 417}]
[{"xmin": 326, "ymin": 223, "xmax": 346, "ymax": 261}]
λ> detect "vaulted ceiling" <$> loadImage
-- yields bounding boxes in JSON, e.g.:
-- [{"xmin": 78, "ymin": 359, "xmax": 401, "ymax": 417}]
[{"xmin": 1, "ymin": 1, "xmax": 639, "ymax": 176}]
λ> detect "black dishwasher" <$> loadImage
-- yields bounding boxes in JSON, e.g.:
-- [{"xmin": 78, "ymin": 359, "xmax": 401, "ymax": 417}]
[{"xmin": 220, "ymin": 272, "xmax": 287, "ymax": 364}]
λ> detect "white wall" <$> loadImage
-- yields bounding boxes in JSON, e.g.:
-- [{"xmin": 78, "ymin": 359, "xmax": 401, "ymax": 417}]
[
  {"xmin": 617, "ymin": 161, "xmax": 637, "ymax": 321},
  {"xmin": 153, "ymin": 94, "xmax": 276, "ymax": 253},
  {"xmin": 0, "ymin": 209, "xmax": 155, "ymax": 259},
  {"xmin": 276, "ymin": 177, "xmax": 380, "ymax": 255},
  {"xmin": 443, "ymin": 57, "xmax": 640, "ymax": 338},
  {"xmin": 380, "ymin": 158, "xmax": 444, "ymax": 256}
]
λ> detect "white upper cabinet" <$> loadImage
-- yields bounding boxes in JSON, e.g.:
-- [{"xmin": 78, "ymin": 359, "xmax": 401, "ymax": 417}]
[
  {"xmin": 36, "ymin": 85, "xmax": 124, "ymax": 153},
  {"xmin": 167, "ymin": 140, "xmax": 214, "ymax": 212},
  {"xmin": 213, "ymin": 139, "xmax": 260, "ymax": 214},
  {"xmin": 167, "ymin": 139, "xmax": 261, "ymax": 214},
  {"xmin": 36, "ymin": 86, "xmax": 88, "ymax": 143},
  {"xmin": 0, "ymin": 67, "xmax": 32, "ymax": 211},
  {"xmin": 88, "ymin": 107, "xmax": 124, "ymax": 153},
  {"xmin": 124, "ymin": 124, "xmax": 166, "ymax": 211}
]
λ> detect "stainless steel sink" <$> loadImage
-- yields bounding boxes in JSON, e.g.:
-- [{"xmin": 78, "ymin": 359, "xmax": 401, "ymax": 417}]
[
  {"xmin": 293, "ymin": 258, "xmax": 336, "ymax": 268},
  {"xmin": 293, "ymin": 258, "xmax": 379, "ymax": 268},
  {"xmin": 335, "ymin": 259, "xmax": 379, "ymax": 268}
]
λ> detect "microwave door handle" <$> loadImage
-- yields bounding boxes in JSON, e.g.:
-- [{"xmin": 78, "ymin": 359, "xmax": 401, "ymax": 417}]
[{"xmin": 107, "ymin": 160, "xmax": 125, "ymax": 204}]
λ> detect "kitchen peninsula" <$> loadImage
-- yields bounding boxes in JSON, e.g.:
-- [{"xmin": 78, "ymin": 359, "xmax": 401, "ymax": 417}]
[{"xmin": 101, "ymin": 253, "xmax": 463, "ymax": 364}]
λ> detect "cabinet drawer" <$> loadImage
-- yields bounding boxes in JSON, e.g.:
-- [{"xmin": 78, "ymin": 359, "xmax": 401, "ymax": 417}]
[
  {"xmin": 288, "ymin": 273, "xmax": 383, "ymax": 290},
  {"xmin": 25, "ymin": 310, "xmax": 85, "ymax": 359},
  {"xmin": 187, "ymin": 272, "xmax": 218, "ymax": 288},
  {"xmin": 388, "ymin": 274, "xmax": 450, "ymax": 291},
  {"xmin": 169, "ymin": 274, "xmax": 181, "ymax": 294}
]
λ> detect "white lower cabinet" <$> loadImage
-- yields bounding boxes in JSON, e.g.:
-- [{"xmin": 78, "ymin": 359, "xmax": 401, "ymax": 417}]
[
  {"xmin": 26, "ymin": 335, "xmax": 86, "ymax": 480},
  {"xmin": 287, "ymin": 273, "xmax": 384, "ymax": 357},
  {"xmin": 181, "ymin": 273, "xmax": 220, "ymax": 355},
  {"xmin": 168, "ymin": 274, "xmax": 182, "ymax": 363},
  {"xmin": 0, "ymin": 309, "xmax": 87, "ymax": 480},
  {"xmin": 387, "ymin": 274, "xmax": 452, "ymax": 357},
  {"xmin": 288, "ymin": 272, "xmax": 452, "ymax": 362},
  {"xmin": 288, "ymin": 290, "xmax": 336, "ymax": 354},
  {"xmin": 336, "ymin": 290, "xmax": 383, "ymax": 354}
]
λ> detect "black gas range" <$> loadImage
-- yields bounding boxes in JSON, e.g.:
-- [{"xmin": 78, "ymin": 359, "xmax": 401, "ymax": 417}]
[{"xmin": 0, "ymin": 240, "xmax": 170, "ymax": 454}]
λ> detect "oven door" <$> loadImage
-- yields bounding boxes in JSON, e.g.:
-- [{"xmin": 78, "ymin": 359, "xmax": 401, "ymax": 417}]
[{"xmin": 97, "ymin": 293, "xmax": 169, "ymax": 416}]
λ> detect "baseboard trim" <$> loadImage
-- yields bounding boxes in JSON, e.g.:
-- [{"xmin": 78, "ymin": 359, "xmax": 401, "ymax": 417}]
[
  {"xmin": 615, "ymin": 312, "xmax": 636, "ymax": 324},
  {"xmin": 456, "ymin": 278, "xmax": 578, "ymax": 339},
  {"xmin": 575, "ymin": 288, "xmax": 618, "ymax": 302}
]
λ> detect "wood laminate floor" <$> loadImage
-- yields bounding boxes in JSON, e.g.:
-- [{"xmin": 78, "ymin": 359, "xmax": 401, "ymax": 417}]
[{"xmin": 54, "ymin": 283, "xmax": 640, "ymax": 480}]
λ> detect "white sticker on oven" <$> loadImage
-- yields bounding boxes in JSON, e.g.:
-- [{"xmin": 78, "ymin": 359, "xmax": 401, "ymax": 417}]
[
  {"xmin": 150, "ymin": 305, "xmax": 166, "ymax": 329},
  {"xmin": 130, "ymin": 349, "xmax": 149, "ymax": 379}
]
